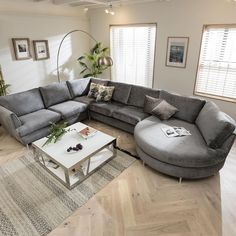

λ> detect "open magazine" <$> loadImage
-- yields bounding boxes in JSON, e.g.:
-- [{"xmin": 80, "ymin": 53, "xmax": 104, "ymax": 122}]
[
  {"xmin": 162, "ymin": 126, "xmax": 191, "ymax": 138},
  {"xmin": 78, "ymin": 127, "xmax": 97, "ymax": 139}
]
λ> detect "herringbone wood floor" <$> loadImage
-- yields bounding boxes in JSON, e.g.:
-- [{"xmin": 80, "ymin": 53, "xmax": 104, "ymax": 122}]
[{"xmin": 0, "ymin": 121, "xmax": 236, "ymax": 236}]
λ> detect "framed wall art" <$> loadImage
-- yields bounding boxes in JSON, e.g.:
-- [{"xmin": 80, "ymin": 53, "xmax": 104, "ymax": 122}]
[
  {"xmin": 33, "ymin": 40, "xmax": 50, "ymax": 60},
  {"xmin": 166, "ymin": 37, "xmax": 189, "ymax": 68},
  {"xmin": 12, "ymin": 38, "xmax": 31, "ymax": 60}
]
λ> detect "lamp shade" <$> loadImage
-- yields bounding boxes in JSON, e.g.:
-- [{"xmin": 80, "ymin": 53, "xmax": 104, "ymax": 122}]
[{"xmin": 98, "ymin": 56, "xmax": 113, "ymax": 67}]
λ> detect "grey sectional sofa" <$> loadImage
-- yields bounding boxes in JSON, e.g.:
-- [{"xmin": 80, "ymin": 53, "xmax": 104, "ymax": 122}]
[{"xmin": 0, "ymin": 77, "xmax": 235, "ymax": 179}]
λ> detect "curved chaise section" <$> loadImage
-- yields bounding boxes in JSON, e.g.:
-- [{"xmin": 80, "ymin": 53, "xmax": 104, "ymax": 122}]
[{"xmin": 134, "ymin": 116, "xmax": 235, "ymax": 179}]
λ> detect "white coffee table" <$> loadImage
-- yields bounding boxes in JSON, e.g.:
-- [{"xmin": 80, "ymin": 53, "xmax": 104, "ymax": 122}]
[{"xmin": 32, "ymin": 122, "xmax": 116, "ymax": 189}]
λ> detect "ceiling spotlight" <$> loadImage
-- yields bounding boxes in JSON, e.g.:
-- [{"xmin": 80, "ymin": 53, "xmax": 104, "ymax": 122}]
[
  {"xmin": 105, "ymin": 2, "xmax": 115, "ymax": 15},
  {"xmin": 84, "ymin": 7, "xmax": 88, "ymax": 12}
]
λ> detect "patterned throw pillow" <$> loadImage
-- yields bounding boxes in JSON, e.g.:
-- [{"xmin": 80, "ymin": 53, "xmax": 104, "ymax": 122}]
[
  {"xmin": 96, "ymin": 85, "xmax": 115, "ymax": 102},
  {"xmin": 152, "ymin": 100, "xmax": 178, "ymax": 120},
  {"xmin": 87, "ymin": 83, "xmax": 100, "ymax": 98}
]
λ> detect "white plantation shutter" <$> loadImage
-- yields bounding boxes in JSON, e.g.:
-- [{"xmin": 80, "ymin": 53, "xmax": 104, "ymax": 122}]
[
  {"xmin": 195, "ymin": 25, "xmax": 236, "ymax": 101},
  {"xmin": 110, "ymin": 24, "xmax": 156, "ymax": 87}
]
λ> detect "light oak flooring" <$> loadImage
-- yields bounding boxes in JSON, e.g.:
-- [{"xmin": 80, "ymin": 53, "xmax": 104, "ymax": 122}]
[{"xmin": 0, "ymin": 121, "xmax": 236, "ymax": 236}]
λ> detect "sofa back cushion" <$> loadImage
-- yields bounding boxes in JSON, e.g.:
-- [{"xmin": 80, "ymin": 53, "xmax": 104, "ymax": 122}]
[
  {"xmin": 144, "ymin": 95, "xmax": 162, "ymax": 114},
  {"xmin": 128, "ymin": 85, "xmax": 160, "ymax": 108},
  {"xmin": 66, "ymin": 78, "xmax": 91, "ymax": 98},
  {"xmin": 160, "ymin": 90, "xmax": 205, "ymax": 123},
  {"xmin": 40, "ymin": 82, "xmax": 71, "ymax": 108},
  {"xmin": 0, "ymin": 88, "xmax": 44, "ymax": 116},
  {"xmin": 108, "ymin": 81, "xmax": 132, "ymax": 104},
  {"xmin": 91, "ymin": 78, "xmax": 109, "ymax": 85},
  {"xmin": 196, "ymin": 101, "xmax": 236, "ymax": 148}
]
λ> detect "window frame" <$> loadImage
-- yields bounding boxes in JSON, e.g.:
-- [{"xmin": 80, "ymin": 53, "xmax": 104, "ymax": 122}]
[
  {"xmin": 109, "ymin": 23, "xmax": 157, "ymax": 88},
  {"xmin": 194, "ymin": 24, "xmax": 236, "ymax": 104}
]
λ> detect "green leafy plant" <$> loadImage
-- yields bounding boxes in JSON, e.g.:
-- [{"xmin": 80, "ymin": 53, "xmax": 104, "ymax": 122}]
[
  {"xmin": 77, "ymin": 42, "xmax": 111, "ymax": 78},
  {"xmin": 0, "ymin": 80, "xmax": 10, "ymax": 96},
  {"xmin": 43, "ymin": 122, "xmax": 75, "ymax": 147},
  {"xmin": 0, "ymin": 66, "xmax": 10, "ymax": 96}
]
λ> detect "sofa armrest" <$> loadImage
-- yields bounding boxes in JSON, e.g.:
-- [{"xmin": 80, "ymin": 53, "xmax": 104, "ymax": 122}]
[{"xmin": 0, "ymin": 105, "xmax": 22, "ymax": 138}]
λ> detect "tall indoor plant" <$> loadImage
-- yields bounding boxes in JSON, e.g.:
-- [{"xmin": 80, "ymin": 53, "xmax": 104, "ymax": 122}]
[
  {"xmin": 0, "ymin": 66, "xmax": 10, "ymax": 96},
  {"xmin": 77, "ymin": 42, "xmax": 112, "ymax": 78}
]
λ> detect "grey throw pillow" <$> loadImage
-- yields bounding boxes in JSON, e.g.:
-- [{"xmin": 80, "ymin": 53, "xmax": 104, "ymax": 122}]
[
  {"xmin": 152, "ymin": 100, "xmax": 178, "ymax": 120},
  {"xmin": 144, "ymin": 95, "xmax": 162, "ymax": 114}
]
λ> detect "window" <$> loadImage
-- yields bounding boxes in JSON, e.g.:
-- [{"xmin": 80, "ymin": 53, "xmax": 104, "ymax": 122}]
[
  {"xmin": 110, "ymin": 24, "xmax": 156, "ymax": 87},
  {"xmin": 195, "ymin": 25, "xmax": 236, "ymax": 102}
]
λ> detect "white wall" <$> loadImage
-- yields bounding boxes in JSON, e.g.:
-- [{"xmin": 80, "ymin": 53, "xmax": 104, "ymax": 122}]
[
  {"xmin": 0, "ymin": 1, "xmax": 89, "ymax": 93},
  {"xmin": 89, "ymin": 0, "xmax": 236, "ymax": 119}
]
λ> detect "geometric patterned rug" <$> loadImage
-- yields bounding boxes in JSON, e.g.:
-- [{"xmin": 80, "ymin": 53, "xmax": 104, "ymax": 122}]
[{"xmin": 0, "ymin": 150, "xmax": 136, "ymax": 236}]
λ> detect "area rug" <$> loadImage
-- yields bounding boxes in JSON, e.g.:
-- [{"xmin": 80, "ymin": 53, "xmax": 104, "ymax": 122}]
[
  {"xmin": 84, "ymin": 120, "xmax": 137, "ymax": 156},
  {"xmin": 0, "ymin": 150, "xmax": 136, "ymax": 236}
]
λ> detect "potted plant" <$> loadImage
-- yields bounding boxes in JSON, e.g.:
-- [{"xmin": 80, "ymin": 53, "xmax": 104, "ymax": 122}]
[
  {"xmin": 0, "ymin": 66, "xmax": 10, "ymax": 96},
  {"xmin": 77, "ymin": 42, "xmax": 112, "ymax": 78}
]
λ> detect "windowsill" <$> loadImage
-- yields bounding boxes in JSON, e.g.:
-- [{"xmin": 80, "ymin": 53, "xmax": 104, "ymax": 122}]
[{"xmin": 194, "ymin": 91, "xmax": 236, "ymax": 104}]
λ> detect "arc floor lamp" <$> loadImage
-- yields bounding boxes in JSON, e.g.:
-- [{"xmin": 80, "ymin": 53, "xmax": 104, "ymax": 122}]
[{"xmin": 56, "ymin": 29, "xmax": 113, "ymax": 83}]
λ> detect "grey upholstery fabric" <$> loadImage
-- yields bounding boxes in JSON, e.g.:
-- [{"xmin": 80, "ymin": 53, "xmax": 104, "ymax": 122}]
[
  {"xmin": 40, "ymin": 82, "xmax": 71, "ymax": 108},
  {"xmin": 11, "ymin": 113, "xmax": 22, "ymax": 128},
  {"xmin": 66, "ymin": 111, "xmax": 88, "ymax": 125},
  {"xmin": 136, "ymin": 133, "xmax": 235, "ymax": 179},
  {"xmin": 196, "ymin": 101, "xmax": 236, "ymax": 148},
  {"xmin": 160, "ymin": 90, "xmax": 205, "ymax": 123},
  {"xmin": 74, "ymin": 96, "xmax": 95, "ymax": 105},
  {"xmin": 49, "ymin": 101, "xmax": 87, "ymax": 119},
  {"xmin": 90, "ymin": 111, "xmax": 134, "ymax": 134},
  {"xmin": 108, "ymin": 81, "xmax": 132, "ymax": 104},
  {"xmin": 128, "ymin": 85, "xmax": 160, "ymax": 107},
  {"xmin": 144, "ymin": 96, "xmax": 162, "ymax": 114},
  {"xmin": 112, "ymin": 106, "xmax": 149, "ymax": 125},
  {"xmin": 152, "ymin": 100, "xmax": 178, "ymax": 120},
  {"xmin": 136, "ymin": 146, "xmax": 225, "ymax": 179},
  {"xmin": 0, "ymin": 88, "xmax": 44, "ymax": 116},
  {"xmin": 20, "ymin": 111, "xmax": 88, "ymax": 145},
  {"xmin": 0, "ymin": 105, "xmax": 21, "ymax": 139},
  {"xmin": 20, "ymin": 126, "xmax": 51, "ymax": 145},
  {"xmin": 91, "ymin": 78, "xmax": 109, "ymax": 85},
  {"xmin": 66, "ymin": 78, "xmax": 91, "ymax": 98},
  {"xmin": 90, "ymin": 102, "xmax": 124, "ymax": 117},
  {"xmin": 135, "ymin": 116, "xmax": 225, "ymax": 168},
  {"xmin": 17, "ymin": 109, "xmax": 61, "ymax": 137}
]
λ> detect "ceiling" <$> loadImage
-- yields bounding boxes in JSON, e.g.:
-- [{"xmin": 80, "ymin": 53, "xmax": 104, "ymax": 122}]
[{"xmin": 32, "ymin": 0, "xmax": 162, "ymax": 8}]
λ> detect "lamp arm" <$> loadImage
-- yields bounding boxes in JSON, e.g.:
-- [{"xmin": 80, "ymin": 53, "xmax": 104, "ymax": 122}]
[{"xmin": 56, "ymin": 29, "xmax": 98, "ymax": 83}]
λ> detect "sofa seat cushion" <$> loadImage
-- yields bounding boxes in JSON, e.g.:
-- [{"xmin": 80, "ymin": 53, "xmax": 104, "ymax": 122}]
[
  {"xmin": 134, "ymin": 116, "xmax": 224, "ymax": 168},
  {"xmin": 196, "ymin": 101, "xmax": 236, "ymax": 148},
  {"xmin": 160, "ymin": 90, "xmax": 205, "ymax": 123},
  {"xmin": 40, "ymin": 82, "xmax": 72, "ymax": 108},
  {"xmin": 0, "ymin": 88, "xmax": 44, "ymax": 116},
  {"xmin": 17, "ymin": 109, "xmax": 61, "ymax": 137},
  {"xmin": 74, "ymin": 96, "xmax": 95, "ymax": 105},
  {"xmin": 90, "ymin": 102, "xmax": 124, "ymax": 117},
  {"xmin": 49, "ymin": 101, "xmax": 87, "ymax": 119},
  {"xmin": 66, "ymin": 78, "xmax": 91, "ymax": 98},
  {"xmin": 112, "ymin": 106, "xmax": 149, "ymax": 125}
]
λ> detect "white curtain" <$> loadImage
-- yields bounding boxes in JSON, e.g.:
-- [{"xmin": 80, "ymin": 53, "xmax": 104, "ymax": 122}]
[
  {"xmin": 195, "ymin": 25, "xmax": 236, "ymax": 101},
  {"xmin": 110, "ymin": 24, "xmax": 156, "ymax": 88}
]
